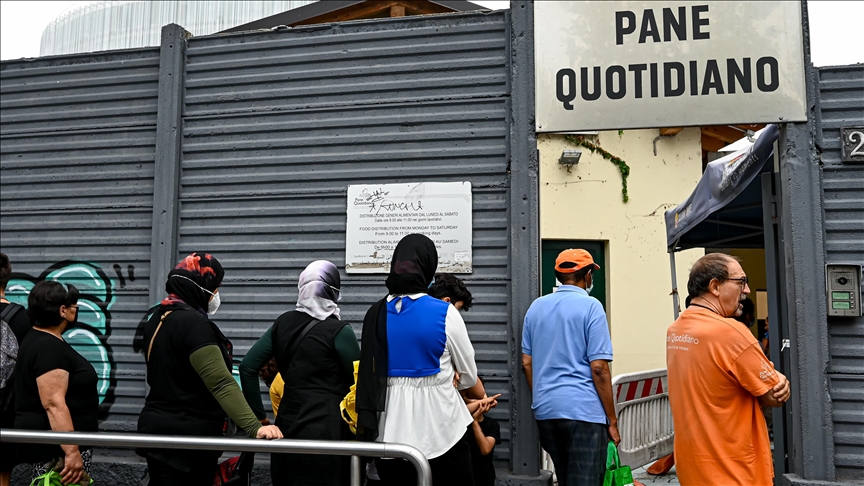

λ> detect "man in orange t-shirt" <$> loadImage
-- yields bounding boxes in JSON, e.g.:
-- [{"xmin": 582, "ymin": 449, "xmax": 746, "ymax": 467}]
[{"xmin": 667, "ymin": 253, "xmax": 790, "ymax": 485}]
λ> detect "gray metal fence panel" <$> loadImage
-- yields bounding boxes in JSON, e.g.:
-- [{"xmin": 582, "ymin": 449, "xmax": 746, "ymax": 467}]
[
  {"xmin": 0, "ymin": 49, "xmax": 160, "ymax": 435},
  {"xmin": 179, "ymin": 11, "xmax": 514, "ymax": 463},
  {"xmin": 816, "ymin": 63, "xmax": 864, "ymax": 480}
]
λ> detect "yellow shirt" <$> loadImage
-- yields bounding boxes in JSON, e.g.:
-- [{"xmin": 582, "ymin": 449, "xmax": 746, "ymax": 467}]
[{"xmin": 269, "ymin": 373, "xmax": 284, "ymax": 417}]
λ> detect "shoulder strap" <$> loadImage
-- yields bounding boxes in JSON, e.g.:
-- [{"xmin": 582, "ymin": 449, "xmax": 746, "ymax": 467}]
[
  {"xmin": 0, "ymin": 303, "xmax": 24, "ymax": 324},
  {"xmin": 284, "ymin": 318, "xmax": 321, "ymax": 373},
  {"xmin": 147, "ymin": 310, "xmax": 174, "ymax": 361}
]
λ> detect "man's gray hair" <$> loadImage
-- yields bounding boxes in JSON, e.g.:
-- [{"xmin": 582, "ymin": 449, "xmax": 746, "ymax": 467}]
[{"xmin": 687, "ymin": 253, "xmax": 740, "ymax": 300}]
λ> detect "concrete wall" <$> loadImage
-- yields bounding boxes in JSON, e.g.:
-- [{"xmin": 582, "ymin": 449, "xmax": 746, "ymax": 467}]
[{"xmin": 538, "ymin": 128, "xmax": 704, "ymax": 375}]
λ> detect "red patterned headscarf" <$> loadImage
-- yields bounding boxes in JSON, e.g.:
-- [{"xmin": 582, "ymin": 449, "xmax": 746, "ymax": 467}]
[{"xmin": 162, "ymin": 252, "xmax": 225, "ymax": 313}]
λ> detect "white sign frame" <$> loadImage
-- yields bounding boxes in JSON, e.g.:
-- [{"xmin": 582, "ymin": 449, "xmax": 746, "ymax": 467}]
[
  {"xmin": 535, "ymin": 1, "xmax": 807, "ymax": 132},
  {"xmin": 345, "ymin": 182, "xmax": 473, "ymax": 274}
]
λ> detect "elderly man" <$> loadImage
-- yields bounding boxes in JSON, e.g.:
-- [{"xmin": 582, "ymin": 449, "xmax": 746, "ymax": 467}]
[{"xmin": 667, "ymin": 253, "xmax": 790, "ymax": 485}]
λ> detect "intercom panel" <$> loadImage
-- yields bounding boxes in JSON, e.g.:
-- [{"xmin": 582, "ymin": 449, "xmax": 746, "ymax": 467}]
[{"xmin": 826, "ymin": 264, "xmax": 862, "ymax": 317}]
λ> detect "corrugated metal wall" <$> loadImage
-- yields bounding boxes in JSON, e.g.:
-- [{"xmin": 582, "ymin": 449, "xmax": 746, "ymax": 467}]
[
  {"xmin": 180, "ymin": 11, "xmax": 514, "ymax": 461},
  {"xmin": 0, "ymin": 48, "xmax": 160, "ymax": 435},
  {"xmin": 2, "ymin": 10, "xmax": 518, "ymax": 472},
  {"xmin": 816, "ymin": 63, "xmax": 864, "ymax": 481}
]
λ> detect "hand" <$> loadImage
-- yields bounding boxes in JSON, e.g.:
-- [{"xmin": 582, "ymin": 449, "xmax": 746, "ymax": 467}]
[
  {"xmin": 772, "ymin": 372, "xmax": 790, "ymax": 403},
  {"xmin": 607, "ymin": 423, "xmax": 621, "ymax": 447},
  {"xmin": 471, "ymin": 400, "xmax": 489, "ymax": 421},
  {"xmin": 256, "ymin": 425, "xmax": 283, "ymax": 440},
  {"xmin": 259, "ymin": 417, "xmax": 271, "ymax": 426},
  {"xmin": 453, "ymin": 371, "xmax": 461, "ymax": 389},
  {"xmin": 60, "ymin": 449, "xmax": 84, "ymax": 485},
  {"xmin": 486, "ymin": 393, "xmax": 502, "ymax": 409}
]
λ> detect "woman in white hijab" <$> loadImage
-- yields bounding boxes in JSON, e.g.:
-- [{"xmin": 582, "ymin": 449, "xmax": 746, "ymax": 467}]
[{"xmin": 238, "ymin": 261, "xmax": 360, "ymax": 486}]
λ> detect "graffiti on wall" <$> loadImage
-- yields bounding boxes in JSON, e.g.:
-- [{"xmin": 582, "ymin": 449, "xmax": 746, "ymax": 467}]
[{"xmin": 7, "ymin": 261, "xmax": 116, "ymax": 410}]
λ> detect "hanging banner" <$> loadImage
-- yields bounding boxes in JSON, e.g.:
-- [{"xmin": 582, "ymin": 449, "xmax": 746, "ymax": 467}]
[
  {"xmin": 665, "ymin": 124, "xmax": 779, "ymax": 249},
  {"xmin": 535, "ymin": 2, "xmax": 807, "ymax": 132},
  {"xmin": 346, "ymin": 182, "xmax": 472, "ymax": 274}
]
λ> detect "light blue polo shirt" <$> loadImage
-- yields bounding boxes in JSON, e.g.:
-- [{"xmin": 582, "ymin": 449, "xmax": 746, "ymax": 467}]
[{"xmin": 521, "ymin": 285, "xmax": 613, "ymax": 424}]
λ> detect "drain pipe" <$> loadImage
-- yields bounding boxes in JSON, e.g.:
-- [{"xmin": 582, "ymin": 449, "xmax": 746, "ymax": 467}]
[{"xmin": 653, "ymin": 134, "xmax": 676, "ymax": 156}]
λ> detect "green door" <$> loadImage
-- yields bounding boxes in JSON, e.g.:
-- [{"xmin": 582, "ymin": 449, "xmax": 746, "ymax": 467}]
[{"xmin": 540, "ymin": 240, "xmax": 607, "ymax": 310}]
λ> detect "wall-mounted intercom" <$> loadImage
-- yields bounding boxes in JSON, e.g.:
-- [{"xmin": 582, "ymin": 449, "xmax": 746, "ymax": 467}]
[{"xmin": 826, "ymin": 264, "xmax": 862, "ymax": 317}]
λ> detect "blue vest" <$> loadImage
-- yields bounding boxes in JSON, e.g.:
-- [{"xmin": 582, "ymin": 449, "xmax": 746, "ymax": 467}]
[{"xmin": 386, "ymin": 295, "xmax": 449, "ymax": 377}]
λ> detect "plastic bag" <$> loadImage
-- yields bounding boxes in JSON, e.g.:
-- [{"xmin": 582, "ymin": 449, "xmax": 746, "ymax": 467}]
[
  {"xmin": 602, "ymin": 441, "xmax": 635, "ymax": 486},
  {"xmin": 340, "ymin": 360, "xmax": 360, "ymax": 434},
  {"xmin": 29, "ymin": 469, "xmax": 93, "ymax": 486}
]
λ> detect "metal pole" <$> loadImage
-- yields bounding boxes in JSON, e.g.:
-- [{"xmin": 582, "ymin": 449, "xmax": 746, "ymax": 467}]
[
  {"xmin": 670, "ymin": 250, "xmax": 680, "ymax": 319},
  {"xmin": 351, "ymin": 455, "xmax": 361, "ymax": 486},
  {"xmin": 1, "ymin": 429, "xmax": 433, "ymax": 486}
]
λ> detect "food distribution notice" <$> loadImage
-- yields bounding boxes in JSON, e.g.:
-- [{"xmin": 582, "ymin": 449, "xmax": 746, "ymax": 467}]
[{"xmin": 346, "ymin": 182, "xmax": 472, "ymax": 274}]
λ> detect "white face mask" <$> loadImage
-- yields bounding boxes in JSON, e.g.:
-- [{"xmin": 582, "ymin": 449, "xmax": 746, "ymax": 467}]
[
  {"xmin": 208, "ymin": 291, "xmax": 221, "ymax": 315},
  {"xmin": 586, "ymin": 271, "xmax": 595, "ymax": 294},
  {"xmin": 170, "ymin": 275, "xmax": 221, "ymax": 314}
]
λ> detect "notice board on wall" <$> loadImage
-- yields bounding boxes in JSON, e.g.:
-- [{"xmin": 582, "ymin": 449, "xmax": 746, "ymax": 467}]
[
  {"xmin": 535, "ymin": 1, "xmax": 807, "ymax": 132},
  {"xmin": 345, "ymin": 182, "xmax": 473, "ymax": 274}
]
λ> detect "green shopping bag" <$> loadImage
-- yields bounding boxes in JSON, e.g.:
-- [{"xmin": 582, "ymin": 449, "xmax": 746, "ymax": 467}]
[
  {"xmin": 29, "ymin": 469, "xmax": 93, "ymax": 486},
  {"xmin": 602, "ymin": 441, "xmax": 635, "ymax": 486}
]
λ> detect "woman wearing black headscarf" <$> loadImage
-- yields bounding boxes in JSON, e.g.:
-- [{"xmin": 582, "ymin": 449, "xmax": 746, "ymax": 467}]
[
  {"xmin": 137, "ymin": 253, "xmax": 282, "ymax": 486},
  {"xmin": 357, "ymin": 234, "xmax": 486, "ymax": 486}
]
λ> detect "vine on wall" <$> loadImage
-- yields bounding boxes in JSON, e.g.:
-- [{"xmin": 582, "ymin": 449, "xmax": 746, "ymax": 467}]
[{"xmin": 565, "ymin": 134, "xmax": 631, "ymax": 203}]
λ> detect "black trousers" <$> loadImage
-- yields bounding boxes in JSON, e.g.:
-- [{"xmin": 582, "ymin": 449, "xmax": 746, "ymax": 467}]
[
  {"xmin": 537, "ymin": 419, "xmax": 607, "ymax": 486},
  {"xmin": 376, "ymin": 436, "xmax": 474, "ymax": 486},
  {"xmin": 146, "ymin": 456, "xmax": 218, "ymax": 486}
]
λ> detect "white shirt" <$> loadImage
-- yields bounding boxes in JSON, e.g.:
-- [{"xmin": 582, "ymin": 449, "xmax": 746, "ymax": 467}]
[{"xmin": 376, "ymin": 293, "xmax": 478, "ymax": 459}]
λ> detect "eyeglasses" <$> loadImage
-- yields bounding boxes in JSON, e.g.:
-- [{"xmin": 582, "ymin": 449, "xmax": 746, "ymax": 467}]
[{"xmin": 726, "ymin": 277, "xmax": 749, "ymax": 287}]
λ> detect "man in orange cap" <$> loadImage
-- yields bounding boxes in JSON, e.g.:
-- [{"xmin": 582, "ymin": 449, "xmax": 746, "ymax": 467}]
[{"xmin": 521, "ymin": 249, "xmax": 619, "ymax": 486}]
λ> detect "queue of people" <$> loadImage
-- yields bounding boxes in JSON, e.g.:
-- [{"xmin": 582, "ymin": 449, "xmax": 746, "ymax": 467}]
[
  {"xmin": 0, "ymin": 237, "xmax": 499, "ymax": 486},
  {"xmin": 1, "ymin": 242, "xmax": 792, "ymax": 486}
]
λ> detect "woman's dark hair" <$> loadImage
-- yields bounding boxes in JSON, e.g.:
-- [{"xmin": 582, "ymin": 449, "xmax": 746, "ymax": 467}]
[
  {"xmin": 427, "ymin": 273, "xmax": 473, "ymax": 311},
  {"xmin": 27, "ymin": 281, "xmax": 79, "ymax": 328},
  {"xmin": 687, "ymin": 253, "xmax": 739, "ymax": 300},
  {"xmin": 0, "ymin": 252, "xmax": 10, "ymax": 290}
]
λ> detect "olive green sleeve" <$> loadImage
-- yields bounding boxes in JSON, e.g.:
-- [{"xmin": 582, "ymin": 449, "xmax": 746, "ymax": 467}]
[
  {"xmin": 333, "ymin": 324, "xmax": 361, "ymax": 377},
  {"xmin": 238, "ymin": 326, "xmax": 274, "ymax": 420},
  {"xmin": 190, "ymin": 345, "xmax": 262, "ymax": 438}
]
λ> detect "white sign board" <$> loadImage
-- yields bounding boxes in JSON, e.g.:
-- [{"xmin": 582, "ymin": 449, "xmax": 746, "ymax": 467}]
[
  {"xmin": 346, "ymin": 182, "xmax": 472, "ymax": 274},
  {"xmin": 535, "ymin": 2, "xmax": 807, "ymax": 132}
]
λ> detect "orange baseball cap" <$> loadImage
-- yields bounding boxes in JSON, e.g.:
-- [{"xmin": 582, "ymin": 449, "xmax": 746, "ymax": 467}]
[{"xmin": 555, "ymin": 249, "xmax": 600, "ymax": 273}]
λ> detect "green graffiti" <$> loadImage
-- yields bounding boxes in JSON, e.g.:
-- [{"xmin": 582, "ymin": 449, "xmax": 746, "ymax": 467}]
[{"xmin": 7, "ymin": 261, "xmax": 115, "ymax": 405}]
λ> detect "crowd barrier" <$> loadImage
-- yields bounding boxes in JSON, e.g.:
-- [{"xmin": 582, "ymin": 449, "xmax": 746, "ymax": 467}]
[
  {"xmin": 612, "ymin": 368, "xmax": 674, "ymax": 468},
  {"xmin": 0, "ymin": 429, "xmax": 432, "ymax": 486}
]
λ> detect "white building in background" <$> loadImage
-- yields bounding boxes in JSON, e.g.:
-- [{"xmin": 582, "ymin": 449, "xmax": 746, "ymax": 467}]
[{"xmin": 40, "ymin": 0, "xmax": 316, "ymax": 56}]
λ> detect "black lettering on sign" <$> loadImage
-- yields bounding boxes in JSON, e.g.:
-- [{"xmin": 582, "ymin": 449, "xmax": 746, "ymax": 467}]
[
  {"xmin": 629, "ymin": 64, "xmax": 647, "ymax": 98},
  {"xmin": 701, "ymin": 60, "xmax": 724, "ymax": 95},
  {"xmin": 692, "ymin": 5, "xmax": 710, "ymax": 40},
  {"xmin": 615, "ymin": 11, "xmax": 636, "ymax": 45},
  {"xmin": 581, "ymin": 66, "xmax": 602, "ymax": 101},
  {"xmin": 664, "ymin": 62, "xmax": 685, "ymax": 97},
  {"xmin": 727, "ymin": 58, "xmax": 752, "ymax": 93},
  {"xmin": 606, "ymin": 65, "xmax": 627, "ymax": 100},
  {"xmin": 650, "ymin": 63, "xmax": 659, "ymax": 98},
  {"xmin": 556, "ymin": 68, "xmax": 577, "ymax": 110},
  {"xmin": 757, "ymin": 57, "xmax": 779, "ymax": 92},
  {"xmin": 663, "ymin": 7, "xmax": 687, "ymax": 41},
  {"xmin": 689, "ymin": 61, "xmax": 699, "ymax": 96},
  {"xmin": 639, "ymin": 9, "xmax": 661, "ymax": 44}
]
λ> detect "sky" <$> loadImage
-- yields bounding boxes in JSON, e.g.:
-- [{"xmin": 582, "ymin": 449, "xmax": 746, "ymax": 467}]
[{"xmin": 1, "ymin": 0, "xmax": 862, "ymax": 66}]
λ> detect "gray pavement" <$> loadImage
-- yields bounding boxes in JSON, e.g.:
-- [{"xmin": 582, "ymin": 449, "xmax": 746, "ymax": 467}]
[{"xmin": 632, "ymin": 463, "xmax": 680, "ymax": 485}]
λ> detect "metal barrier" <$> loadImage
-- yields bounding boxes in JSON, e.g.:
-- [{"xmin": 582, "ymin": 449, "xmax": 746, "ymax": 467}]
[
  {"xmin": 612, "ymin": 368, "xmax": 674, "ymax": 468},
  {"xmin": 0, "ymin": 429, "xmax": 432, "ymax": 486}
]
